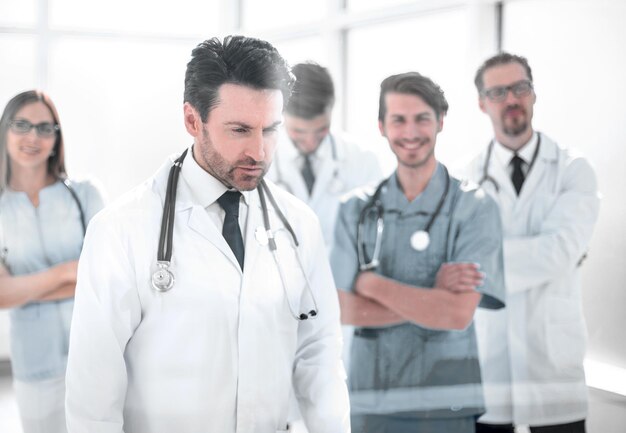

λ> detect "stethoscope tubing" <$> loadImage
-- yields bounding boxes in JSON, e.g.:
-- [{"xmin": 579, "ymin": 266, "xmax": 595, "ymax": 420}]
[
  {"xmin": 157, "ymin": 148, "xmax": 188, "ymax": 263},
  {"xmin": 153, "ymin": 150, "xmax": 318, "ymax": 319},
  {"xmin": 357, "ymin": 165, "xmax": 451, "ymax": 271},
  {"xmin": 479, "ymin": 133, "xmax": 542, "ymax": 193}
]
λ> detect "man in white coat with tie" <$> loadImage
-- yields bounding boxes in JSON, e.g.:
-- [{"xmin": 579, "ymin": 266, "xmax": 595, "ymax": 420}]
[
  {"xmin": 65, "ymin": 35, "xmax": 350, "ymax": 433},
  {"xmin": 266, "ymin": 63, "xmax": 383, "ymax": 399},
  {"xmin": 267, "ymin": 62, "xmax": 383, "ymax": 253},
  {"xmin": 464, "ymin": 52, "xmax": 600, "ymax": 433}
]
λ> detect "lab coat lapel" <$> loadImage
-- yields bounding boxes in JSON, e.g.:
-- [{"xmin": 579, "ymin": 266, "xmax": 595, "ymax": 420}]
[
  {"xmin": 186, "ymin": 205, "xmax": 244, "ymax": 272},
  {"xmin": 185, "ymin": 204, "xmax": 228, "ymax": 250},
  {"xmin": 154, "ymin": 150, "xmax": 243, "ymax": 272},
  {"xmin": 489, "ymin": 151, "xmax": 518, "ymax": 202},
  {"xmin": 277, "ymin": 136, "xmax": 309, "ymax": 200},
  {"xmin": 309, "ymin": 150, "xmax": 337, "ymax": 207},
  {"xmin": 516, "ymin": 135, "xmax": 558, "ymax": 206},
  {"xmin": 241, "ymin": 190, "xmax": 266, "ymax": 280}
]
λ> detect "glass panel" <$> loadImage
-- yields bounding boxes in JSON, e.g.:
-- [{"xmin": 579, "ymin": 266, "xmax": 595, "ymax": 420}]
[
  {"xmin": 346, "ymin": 7, "xmax": 483, "ymax": 174},
  {"xmin": 49, "ymin": 0, "xmax": 219, "ymax": 35},
  {"xmin": 347, "ymin": 0, "xmax": 418, "ymax": 13},
  {"xmin": 0, "ymin": 0, "xmax": 37, "ymax": 27},
  {"xmin": 242, "ymin": 0, "xmax": 326, "ymax": 31},
  {"xmin": 0, "ymin": 35, "xmax": 38, "ymax": 110},
  {"xmin": 504, "ymin": 0, "xmax": 626, "ymax": 369},
  {"xmin": 269, "ymin": 36, "xmax": 327, "ymax": 67},
  {"xmin": 48, "ymin": 37, "xmax": 194, "ymax": 199}
]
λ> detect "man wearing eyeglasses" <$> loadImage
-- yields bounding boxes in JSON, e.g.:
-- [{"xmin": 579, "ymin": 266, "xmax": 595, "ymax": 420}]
[{"xmin": 463, "ymin": 53, "xmax": 600, "ymax": 433}]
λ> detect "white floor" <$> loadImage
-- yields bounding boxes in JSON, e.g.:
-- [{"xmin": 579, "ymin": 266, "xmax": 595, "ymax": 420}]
[{"xmin": 0, "ymin": 361, "xmax": 623, "ymax": 433}]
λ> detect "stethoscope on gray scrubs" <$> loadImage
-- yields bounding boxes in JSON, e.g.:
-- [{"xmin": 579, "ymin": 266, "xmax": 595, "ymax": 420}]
[
  {"xmin": 0, "ymin": 179, "xmax": 85, "ymax": 269},
  {"xmin": 150, "ymin": 149, "xmax": 319, "ymax": 321},
  {"xmin": 478, "ymin": 133, "xmax": 541, "ymax": 192},
  {"xmin": 274, "ymin": 134, "xmax": 344, "ymax": 195},
  {"xmin": 357, "ymin": 165, "xmax": 451, "ymax": 271}
]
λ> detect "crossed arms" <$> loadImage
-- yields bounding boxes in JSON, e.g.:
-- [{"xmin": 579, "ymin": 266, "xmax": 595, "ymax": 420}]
[{"xmin": 338, "ymin": 263, "xmax": 483, "ymax": 331}]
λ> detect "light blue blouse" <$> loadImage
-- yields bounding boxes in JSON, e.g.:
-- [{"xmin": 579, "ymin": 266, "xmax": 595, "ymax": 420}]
[
  {"xmin": 331, "ymin": 163, "xmax": 505, "ymax": 418},
  {"xmin": 0, "ymin": 179, "xmax": 105, "ymax": 381}
]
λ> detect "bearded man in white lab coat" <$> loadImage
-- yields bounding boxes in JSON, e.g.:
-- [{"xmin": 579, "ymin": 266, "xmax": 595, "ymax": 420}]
[
  {"xmin": 65, "ymin": 35, "xmax": 350, "ymax": 433},
  {"xmin": 464, "ymin": 53, "xmax": 600, "ymax": 433}
]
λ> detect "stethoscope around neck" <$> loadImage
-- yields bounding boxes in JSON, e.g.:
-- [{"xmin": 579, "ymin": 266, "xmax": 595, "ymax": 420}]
[
  {"xmin": 478, "ymin": 133, "xmax": 541, "ymax": 193},
  {"xmin": 357, "ymin": 165, "xmax": 451, "ymax": 271},
  {"xmin": 274, "ymin": 133, "xmax": 344, "ymax": 195},
  {"xmin": 0, "ymin": 178, "xmax": 86, "ymax": 270},
  {"xmin": 151, "ymin": 149, "xmax": 319, "ymax": 321}
]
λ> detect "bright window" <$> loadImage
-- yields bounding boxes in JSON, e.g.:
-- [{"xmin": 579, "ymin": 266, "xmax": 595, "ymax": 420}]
[{"xmin": 49, "ymin": 0, "xmax": 220, "ymax": 34}]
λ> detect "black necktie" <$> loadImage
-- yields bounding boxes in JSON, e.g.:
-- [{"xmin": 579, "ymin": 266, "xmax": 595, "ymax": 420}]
[
  {"xmin": 511, "ymin": 153, "xmax": 525, "ymax": 195},
  {"xmin": 217, "ymin": 191, "xmax": 245, "ymax": 270},
  {"xmin": 301, "ymin": 154, "xmax": 315, "ymax": 195}
]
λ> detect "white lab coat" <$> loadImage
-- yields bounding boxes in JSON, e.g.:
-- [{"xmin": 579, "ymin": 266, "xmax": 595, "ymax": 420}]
[
  {"xmin": 267, "ymin": 131, "xmax": 383, "ymax": 253},
  {"xmin": 65, "ymin": 153, "xmax": 350, "ymax": 433},
  {"xmin": 462, "ymin": 133, "xmax": 600, "ymax": 426}
]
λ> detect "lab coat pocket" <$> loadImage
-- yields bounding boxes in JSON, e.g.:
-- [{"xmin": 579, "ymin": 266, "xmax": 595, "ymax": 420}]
[
  {"xmin": 528, "ymin": 192, "xmax": 557, "ymax": 234},
  {"xmin": 547, "ymin": 322, "xmax": 586, "ymax": 377},
  {"xmin": 275, "ymin": 423, "xmax": 290, "ymax": 432},
  {"xmin": 546, "ymin": 296, "xmax": 586, "ymax": 376},
  {"xmin": 258, "ymin": 230, "xmax": 307, "ymax": 317}
]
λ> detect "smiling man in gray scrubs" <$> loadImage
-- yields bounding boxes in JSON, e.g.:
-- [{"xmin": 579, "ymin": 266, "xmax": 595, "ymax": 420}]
[{"xmin": 331, "ymin": 72, "xmax": 506, "ymax": 433}]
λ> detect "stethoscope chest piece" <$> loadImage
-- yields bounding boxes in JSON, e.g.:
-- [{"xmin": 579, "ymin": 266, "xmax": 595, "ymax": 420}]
[
  {"xmin": 152, "ymin": 261, "xmax": 175, "ymax": 292},
  {"xmin": 254, "ymin": 226, "xmax": 269, "ymax": 246},
  {"xmin": 410, "ymin": 230, "xmax": 430, "ymax": 251}
]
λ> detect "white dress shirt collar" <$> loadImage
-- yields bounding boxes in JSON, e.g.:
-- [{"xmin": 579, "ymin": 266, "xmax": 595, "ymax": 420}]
[
  {"xmin": 180, "ymin": 146, "xmax": 252, "ymax": 209},
  {"xmin": 493, "ymin": 131, "xmax": 538, "ymax": 168}
]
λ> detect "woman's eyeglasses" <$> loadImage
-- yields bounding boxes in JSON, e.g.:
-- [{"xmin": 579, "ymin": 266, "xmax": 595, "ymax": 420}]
[{"xmin": 9, "ymin": 119, "xmax": 59, "ymax": 138}]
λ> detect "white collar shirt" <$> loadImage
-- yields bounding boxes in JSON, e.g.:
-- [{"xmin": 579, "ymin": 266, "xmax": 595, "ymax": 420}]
[
  {"xmin": 180, "ymin": 147, "xmax": 252, "ymax": 243},
  {"xmin": 494, "ymin": 132, "xmax": 539, "ymax": 177}
]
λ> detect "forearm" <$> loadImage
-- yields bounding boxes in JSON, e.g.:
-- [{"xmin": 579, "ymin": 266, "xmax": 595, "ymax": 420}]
[
  {"xmin": 39, "ymin": 283, "xmax": 76, "ymax": 301},
  {"xmin": 337, "ymin": 290, "xmax": 406, "ymax": 327},
  {"xmin": 0, "ymin": 261, "xmax": 77, "ymax": 308},
  {"xmin": 358, "ymin": 273, "xmax": 481, "ymax": 330},
  {"xmin": 504, "ymin": 165, "xmax": 599, "ymax": 293},
  {"xmin": 504, "ymin": 233, "xmax": 586, "ymax": 293}
]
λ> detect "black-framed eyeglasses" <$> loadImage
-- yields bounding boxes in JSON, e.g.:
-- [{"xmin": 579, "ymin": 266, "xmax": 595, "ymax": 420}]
[
  {"xmin": 481, "ymin": 80, "xmax": 533, "ymax": 102},
  {"xmin": 9, "ymin": 119, "xmax": 59, "ymax": 138}
]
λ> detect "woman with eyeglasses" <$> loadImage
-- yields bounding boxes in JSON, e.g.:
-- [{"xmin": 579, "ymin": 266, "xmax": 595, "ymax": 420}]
[{"xmin": 0, "ymin": 90, "xmax": 105, "ymax": 433}]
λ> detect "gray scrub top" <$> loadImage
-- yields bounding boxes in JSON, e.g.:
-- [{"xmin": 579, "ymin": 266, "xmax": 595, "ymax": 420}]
[
  {"xmin": 0, "ymin": 179, "xmax": 105, "ymax": 381},
  {"xmin": 331, "ymin": 163, "xmax": 505, "ymax": 418}
]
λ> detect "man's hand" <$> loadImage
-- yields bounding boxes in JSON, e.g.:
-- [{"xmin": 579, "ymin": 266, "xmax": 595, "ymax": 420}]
[{"xmin": 435, "ymin": 263, "xmax": 484, "ymax": 293}]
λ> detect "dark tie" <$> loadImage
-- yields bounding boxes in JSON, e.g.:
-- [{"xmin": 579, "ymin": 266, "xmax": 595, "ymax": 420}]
[
  {"xmin": 217, "ymin": 191, "xmax": 245, "ymax": 270},
  {"xmin": 301, "ymin": 154, "xmax": 315, "ymax": 195},
  {"xmin": 510, "ymin": 153, "xmax": 525, "ymax": 195}
]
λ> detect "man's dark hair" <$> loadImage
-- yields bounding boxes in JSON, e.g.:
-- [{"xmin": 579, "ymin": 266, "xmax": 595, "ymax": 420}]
[
  {"xmin": 378, "ymin": 72, "xmax": 449, "ymax": 122},
  {"xmin": 284, "ymin": 62, "xmax": 335, "ymax": 119},
  {"xmin": 474, "ymin": 52, "xmax": 533, "ymax": 93},
  {"xmin": 184, "ymin": 35, "xmax": 295, "ymax": 121}
]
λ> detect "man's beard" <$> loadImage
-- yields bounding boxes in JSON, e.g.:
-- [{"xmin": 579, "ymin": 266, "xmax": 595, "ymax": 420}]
[
  {"xmin": 198, "ymin": 128, "xmax": 267, "ymax": 191},
  {"xmin": 502, "ymin": 104, "xmax": 529, "ymax": 137}
]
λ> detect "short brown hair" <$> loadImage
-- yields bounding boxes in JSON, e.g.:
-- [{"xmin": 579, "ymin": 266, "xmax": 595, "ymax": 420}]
[
  {"xmin": 474, "ymin": 52, "xmax": 533, "ymax": 93},
  {"xmin": 379, "ymin": 72, "xmax": 449, "ymax": 122}
]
